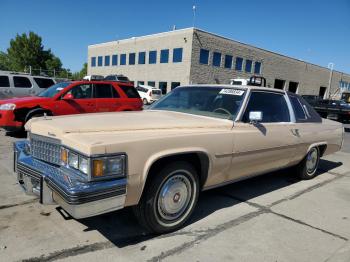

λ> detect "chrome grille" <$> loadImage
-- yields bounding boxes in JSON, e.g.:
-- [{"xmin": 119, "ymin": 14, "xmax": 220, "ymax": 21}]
[{"xmin": 30, "ymin": 134, "xmax": 61, "ymax": 165}]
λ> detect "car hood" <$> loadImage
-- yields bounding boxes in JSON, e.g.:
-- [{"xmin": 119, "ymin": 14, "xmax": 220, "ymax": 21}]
[
  {"xmin": 27, "ymin": 110, "xmax": 233, "ymax": 136},
  {"xmin": 0, "ymin": 96, "xmax": 50, "ymax": 106}
]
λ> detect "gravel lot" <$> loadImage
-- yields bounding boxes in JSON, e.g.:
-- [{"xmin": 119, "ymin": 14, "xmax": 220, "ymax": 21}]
[{"xmin": 0, "ymin": 127, "xmax": 350, "ymax": 262}]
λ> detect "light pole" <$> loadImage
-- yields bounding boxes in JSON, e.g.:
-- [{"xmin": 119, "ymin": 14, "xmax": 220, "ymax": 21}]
[{"xmin": 326, "ymin": 62, "xmax": 334, "ymax": 99}]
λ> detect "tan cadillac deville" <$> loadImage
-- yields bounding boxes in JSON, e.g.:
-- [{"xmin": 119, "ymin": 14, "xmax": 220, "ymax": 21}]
[{"xmin": 14, "ymin": 85, "xmax": 344, "ymax": 233}]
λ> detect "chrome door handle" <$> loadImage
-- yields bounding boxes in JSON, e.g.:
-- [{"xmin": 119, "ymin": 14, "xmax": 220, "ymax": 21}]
[{"xmin": 290, "ymin": 129, "xmax": 300, "ymax": 137}]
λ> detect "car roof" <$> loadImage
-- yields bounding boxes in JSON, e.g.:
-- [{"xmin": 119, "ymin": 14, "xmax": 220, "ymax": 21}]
[
  {"xmin": 138, "ymin": 84, "xmax": 161, "ymax": 90},
  {"xmin": 72, "ymin": 80, "xmax": 134, "ymax": 85},
  {"xmin": 180, "ymin": 84, "xmax": 286, "ymax": 94}
]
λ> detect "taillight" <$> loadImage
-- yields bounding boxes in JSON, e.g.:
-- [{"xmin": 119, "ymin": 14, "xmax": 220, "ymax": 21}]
[{"xmin": 149, "ymin": 91, "xmax": 152, "ymax": 97}]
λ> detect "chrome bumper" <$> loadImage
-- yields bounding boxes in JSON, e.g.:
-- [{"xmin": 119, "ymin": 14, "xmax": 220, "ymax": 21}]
[{"xmin": 14, "ymin": 141, "xmax": 127, "ymax": 219}]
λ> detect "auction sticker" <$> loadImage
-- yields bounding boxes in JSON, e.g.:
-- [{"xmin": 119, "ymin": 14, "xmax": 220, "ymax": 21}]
[{"xmin": 219, "ymin": 89, "xmax": 244, "ymax": 96}]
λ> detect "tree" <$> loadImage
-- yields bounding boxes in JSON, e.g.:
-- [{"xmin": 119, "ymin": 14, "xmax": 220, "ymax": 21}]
[{"xmin": 3, "ymin": 31, "xmax": 64, "ymax": 74}]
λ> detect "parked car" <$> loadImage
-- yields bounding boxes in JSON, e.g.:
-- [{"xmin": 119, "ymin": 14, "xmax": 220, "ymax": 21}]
[
  {"xmin": 0, "ymin": 72, "xmax": 56, "ymax": 99},
  {"xmin": 83, "ymin": 75, "xmax": 104, "ymax": 81},
  {"xmin": 302, "ymin": 95, "xmax": 350, "ymax": 122},
  {"xmin": 136, "ymin": 84, "xmax": 162, "ymax": 105},
  {"xmin": 14, "ymin": 85, "xmax": 343, "ymax": 233},
  {"xmin": 0, "ymin": 80, "xmax": 142, "ymax": 132},
  {"xmin": 104, "ymin": 74, "xmax": 130, "ymax": 83}
]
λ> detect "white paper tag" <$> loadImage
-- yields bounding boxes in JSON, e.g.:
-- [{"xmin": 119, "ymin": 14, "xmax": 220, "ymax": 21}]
[
  {"xmin": 219, "ymin": 89, "xmax": 244, "ymax": 96},
  {"xmin": 56, "ymin": 87, "xmax": 64, "ymax": 91}
]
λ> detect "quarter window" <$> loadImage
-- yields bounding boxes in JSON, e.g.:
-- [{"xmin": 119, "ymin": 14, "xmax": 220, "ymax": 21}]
[
  {"xmin": 129, "ymin": 53, "xmax": 136, "ymax": 65},
  {"xmin": 120, "ymin": 54, "xmax": 126, "ymax": 65},
  {"xmin": 13, "ymin": 76, "xmax": 32, "ymax": 88},
  {"xmin": 91, "ymin": 57, "xmax": 96, "ymax": 67},
  {"xmin": 119, "ymin": 85, "xmax": 140, "ymax": 98},
  {"xmin": 112, "ymin": 55, "xmax": 118, "ymax": 66},
  {"xmin": 0, "ymin": 76, "xmax": 10, "ymax": 87},
  {"xmin": 104, "ymin": 56, "xmax": 110, "ymax": 66},
  {"xmin": 290, "ymin": 96, "xmax": 306, "ymax": 120},
  {"xmin": 149, "ymin": 51, "xmax": 157, "ymax": 64},
  {"xmin": 235, "ymin": 57, "xmax": 243, "ymax": 71},
  {"xmin": 224, "ymin": 55, "xmax": 233, "ymax": 69},
  {"xmin": 212, "ymin": 52, "xmax": 221, "ymax": 67},
  {"xmin": 199, "ymin": 49, "xmax": 209, "ymax": 64},
  {"xmin": 245, "ymin": 60, "xmax": 252, "ymax": 73},
  {"xmin": 242, "ymin": 92, "xmax": 290, "ymax": 123},
  {"xmin": 138, "ymin": 52, "xmax": 146, "ymax": 64},
  {"xmin": 160, "ymin": 49, "xmax": 169, "ymax": 63},
  {"xmin": 173, "ymin": 48, "xmax": 183, "ymax": 63}
]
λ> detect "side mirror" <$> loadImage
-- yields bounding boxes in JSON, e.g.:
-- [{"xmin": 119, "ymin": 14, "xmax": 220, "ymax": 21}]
[
  {"xmin": 249, "ymin": 111, "xmax": 263, "ymax": 124},
  {"xmin": 62, "ymin": 93, "xmax": 74, "ymax": 100}
]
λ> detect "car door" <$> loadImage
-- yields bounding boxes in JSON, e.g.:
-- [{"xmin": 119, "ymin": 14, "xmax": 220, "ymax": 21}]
[
  {"xmin": 11, "ymin": 76, "xmax": 34, "ymax": 97},
  {"xmin": 53, "ymin": 83, "xmax": 95, "ymax": 115},
  {"xmin": 94, "ymin": 83, "xmax": 121, "ymax": 112},
  {"xmin": 228, "ymin": 91, "xmax": 298, "ymax": 181}
]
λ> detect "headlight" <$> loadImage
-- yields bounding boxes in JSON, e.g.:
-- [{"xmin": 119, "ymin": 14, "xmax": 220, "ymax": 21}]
[
  {"xmin": 68, "ymin": 152, "xmax": 79, "ymax": 169},
  {"xmin": 92, "ymin": 155, "xmax": 126, "ymax": 178},
  {"xmin": 0, "ymin": 103, "xmax": 16, "ymax": 110},
  {"xmin": 78, "ymin": 156, "xmax": 89, "ymax": 174}
]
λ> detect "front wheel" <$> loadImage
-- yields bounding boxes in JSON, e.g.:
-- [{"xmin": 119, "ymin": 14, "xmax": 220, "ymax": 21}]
[
  {"xmin": 134, "ymin": 161, "xmax": 199, "ymax": 234},
  {"xmin": 295, "ymin": 147, "xmax": 320, "ymax": 180}
]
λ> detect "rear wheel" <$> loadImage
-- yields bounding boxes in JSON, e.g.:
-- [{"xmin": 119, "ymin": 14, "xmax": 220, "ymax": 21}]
[
  {"xmin": 295, "ymin": 147, "xmax": 320, "ymax": 180},
  {"xmin": 134, "ymin": 161, "xmax": 199, "ymax": 234}
]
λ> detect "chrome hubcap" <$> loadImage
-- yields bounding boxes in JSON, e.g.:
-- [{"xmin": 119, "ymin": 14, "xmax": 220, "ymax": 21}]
[
  {"xmin": 306, "ymin": 148, "xmax": 318, "ymax": 174},
  {"xmin": 157, "ymin": 174, "xmax": 192, "ymax": 221}
]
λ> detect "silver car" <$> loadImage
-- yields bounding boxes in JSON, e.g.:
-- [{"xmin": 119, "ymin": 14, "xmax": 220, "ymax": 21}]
[{"xmin": 0, "ymin": 72, "xmax": 56, "ymax": 99}]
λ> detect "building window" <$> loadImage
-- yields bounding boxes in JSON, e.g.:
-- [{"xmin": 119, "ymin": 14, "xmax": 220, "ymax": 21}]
[
  {"xmin": 235, "ymin": 57, "xmax": 243, "ymax": 71},
  {"xmin": 224, "ymin": 55, "xmax": 233, "ymax": 69},
  {"xmin": 274, "ymin": 79, "xmax": 286, "ymax": 90},
  {"xmin": 97, "ymin": 56, "xmax": 103, "ymax": 67},
  {"xmin": 120, "ymin": 54, "xmax": 126, "ymax": 65},
  {"xmin": 137, "ymin": 81, "xmax": 144, "ymax": 86},
  {"xmin": 254, "ymin": 62, "xmax": 261, "ymax": 74},
  {"xmin": 160, "ymin": 49, "xmax": 169, "ymax": 63},
  {"xmin": 173, "ymin": 48, "xmax": 183, "ymax": 63},
  {"xmin": 148, "ymin": 81, "xmax": 155, "ymax": 87},
  {"xmin": 199, "ymin": 49, "xmax": 209, "ymax": 64},
  {"xmin": 171, "ymin": 82, "xmax": 180, "ymax": 90},
  {"xmin": 138, "ymin": 52, "xmax": 146, "ymax": 64},
  {"xmin": 212, "ymin": 52, "xmax": 221, "ymax": 67},
  {"xmin": 112, "ymin": 55, "xmax": 118, "ymax": 66},
  {"xmin": 159, "ymin": 82, "xmax": 167, "ymax": 94},
  {"xmin": 288, "ymin": 81, "xmax": 299, "ymax": 93},
  {"xmin": 104, "ymin": 55, "xmax": 110, "ymax": 66},
  {"xmin": 149, "ymin": 50, "xmax": 157, "ymax": 64},
  {"xmin": 245, "ymin": 60, "xmax": 252, "ymax": 73},
  {"xmin": 91, "ymin": 57, "xmax": 96, "ymax": 67},
  {"xmin": 129, "ymin": 53, "xmax": 136, "ymax": 65}
]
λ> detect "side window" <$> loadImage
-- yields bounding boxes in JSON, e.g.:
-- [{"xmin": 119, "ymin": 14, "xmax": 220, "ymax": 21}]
[
  {"xmin": 34, "ymin": 78, "xmax": 55, "ymax": 89},
  {"xmin": 119, "ymin": 85, "xmax": 141, "ymax": 98},
  {"xmin": 0, "ymin": 76, "xmax": 10, "ymax": 87},
  {"xmin": 94, "ymin": 84, "xmax": 119, "ymax": 98},
  {"xmin": 66, "ymin": 84, "xmax": 92, "ymax": 99},
  {"xmin": 13, "ymin": 76, "xmax": 32, "ymax": 88},
  {"xmin": 242, "ymin": 92, "xmax": 290, "ymax": 123},
  {"xmin": 289, "ymin": 96, "xmax": 306, "ymax": 120}
]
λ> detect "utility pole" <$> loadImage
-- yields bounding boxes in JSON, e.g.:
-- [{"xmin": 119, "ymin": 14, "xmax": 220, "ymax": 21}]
[{"xmin": 327, "ymin": 63, "xmax": 334, "ymax": 99}]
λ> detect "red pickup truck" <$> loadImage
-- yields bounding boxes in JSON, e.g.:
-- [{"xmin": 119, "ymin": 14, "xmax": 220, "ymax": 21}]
[{"xmin": 0, "ymin": 80, "xmax": 143, "ymax": 132}]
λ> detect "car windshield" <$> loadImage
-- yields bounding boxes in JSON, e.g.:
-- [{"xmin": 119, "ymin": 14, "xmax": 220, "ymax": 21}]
[
  {"xmin": 37, "ymin": 82, "xmax": 71, "ymax": 97},
  {"xmin": 150, "ymin": 86, "xmax": 246, "ymax": 120}
]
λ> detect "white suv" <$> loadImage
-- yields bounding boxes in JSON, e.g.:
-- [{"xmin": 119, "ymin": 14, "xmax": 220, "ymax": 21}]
[{"xmin": 136, "ymin": 85, "xmax": 162, "ymax": 105}]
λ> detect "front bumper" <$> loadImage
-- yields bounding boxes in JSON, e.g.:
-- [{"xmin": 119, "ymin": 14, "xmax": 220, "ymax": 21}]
[
  {"xmin": 0, "ymin": 110, "xmax": 23, "ymax": 131},
  {"xmin": 14, "ymin": 141, "xmax": 127, "ymax": 219}
]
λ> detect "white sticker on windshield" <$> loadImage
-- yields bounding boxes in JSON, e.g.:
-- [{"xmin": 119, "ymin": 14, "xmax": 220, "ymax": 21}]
[
  {"xmin": 219, "ymin": 89, "xmax": 244, "ymax": 96},
  {"xmin": 56, "ymin": 87, "xmax": 64, "ymax": 91}
]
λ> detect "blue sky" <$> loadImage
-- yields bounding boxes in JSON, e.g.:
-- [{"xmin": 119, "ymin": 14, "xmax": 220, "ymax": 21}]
[{"xmin": 1, "ymin": 0, "xmax": 349, "ymax": 73}]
